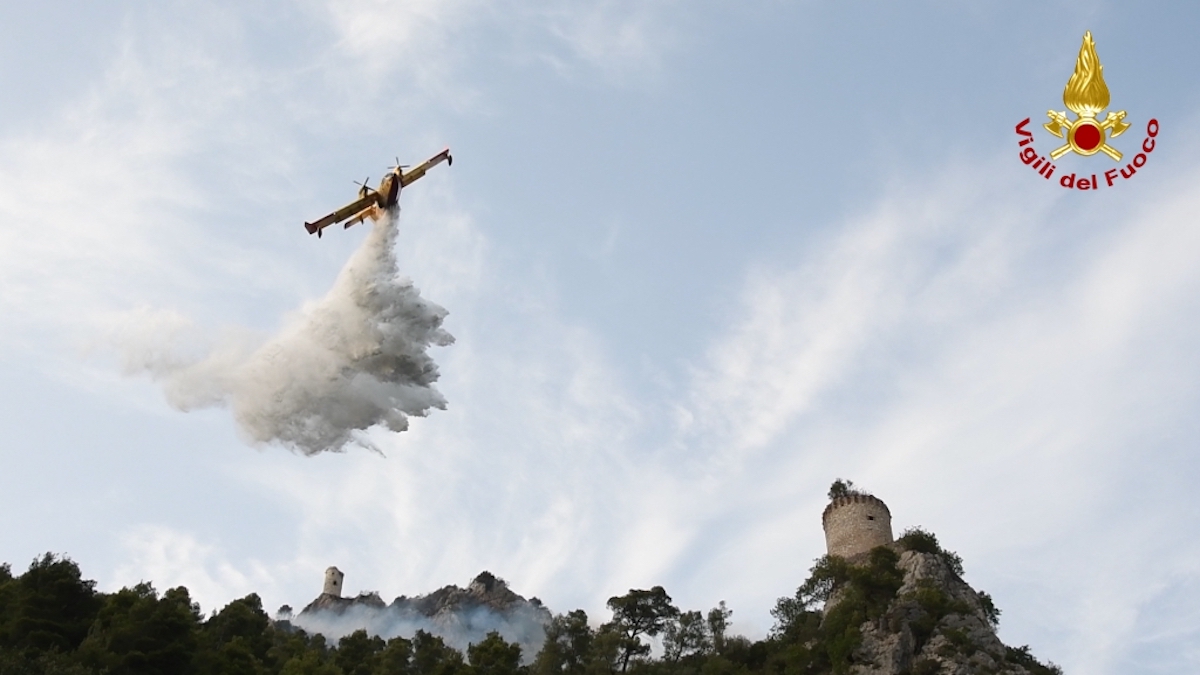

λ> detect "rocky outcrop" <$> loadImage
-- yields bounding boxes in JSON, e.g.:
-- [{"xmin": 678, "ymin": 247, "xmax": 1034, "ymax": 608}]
[
  {"xmin": 298, "ymin": 590, "xmax": 387, "ymax": 616},
  {"xmin": 293, "ymin": 571, "xmax": 551, "ymax": 659},
  {"xmin": 297, "ymin": 571, "xmax": 545, "ymax": 623},
  {"xmin": 844, "ymin": 549, "xmax": 1058, "ymax": 675},
  {"xmin": 391, "ymin": 570, "xmax": 535, "ymax": 617}
]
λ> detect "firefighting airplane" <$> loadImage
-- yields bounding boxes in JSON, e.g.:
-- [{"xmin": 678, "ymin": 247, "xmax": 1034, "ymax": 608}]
[{"xmin": 304, "ymin": 148, "xmax": 452, "ymax": 237}]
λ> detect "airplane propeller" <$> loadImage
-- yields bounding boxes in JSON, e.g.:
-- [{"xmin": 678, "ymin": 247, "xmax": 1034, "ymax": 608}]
[{"xmin": 354, "ymin": 176, "xmax": 375, "ymax": 193}]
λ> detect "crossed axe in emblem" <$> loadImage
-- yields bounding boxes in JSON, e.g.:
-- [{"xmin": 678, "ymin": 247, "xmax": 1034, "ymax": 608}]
[{"xmin": 1043, "ymin": 110, "xmax": 1131, "ymax": 161}]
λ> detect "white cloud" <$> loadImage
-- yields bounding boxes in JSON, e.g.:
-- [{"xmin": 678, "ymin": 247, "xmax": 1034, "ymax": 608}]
[
  {"xmin": 316, "ymin": 0, "xmax": 679, "ymax": 93},
  {"xmin": 676, "ymin": 159, "xmax": 1057, "ymax": 464},
  {"xmin": 4, "ymin": 5, "xmax": 1199, "ymax": 673},
  {"xmin": 115, "ymin": 525, "xmax": 278, "ymax": 616},
  {"xmin": 315, "ymin": 0, "xmax": 484, "ymax": 109},
  {"xmin": 102, "ymin": 148, "xmax": 1200, "ymax": 670},
  {"xmin": 534, "ymin": 0, "xmax": 679, "ymax": 82},
  {"xmin": 666, "ymin": 153, "xmax": 1200, "ymax": 667},
  {"xmin": 0, "ymin": 9, "xmax": 309, "ymax": 354}
]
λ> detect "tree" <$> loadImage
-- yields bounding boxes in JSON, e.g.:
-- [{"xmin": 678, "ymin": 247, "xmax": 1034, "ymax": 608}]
[
  {"xmin": 0, "ymin": 553, "xmax": 102, "ymax": 656},
  {"xmin": 662, "ymin": 610, "xmax": 709, "ymax": 662},
  {"xmin": 1006, "ymin": 645, "xmax": 1064, "ymax": 675},
  {"xmin": 277, "ymin": 634, "xmax": 342, "ymax": 675},
  {"xmin": 532, "ymin": 610, "xmax": 592, "ymax": 675},
  {"xmin": 467, "ymin": 632, "xmax": 522, "ymax": 675},
  {"xmin": 827, "ymin": 479, "xmax": 865, "ymax": 500},
  {"xmin": 280, "ymin": 649, "xmax": 342, "ymax": 675},
  {"xmin": 335, "ymin": 629, "xmax": 385, "ymax": 675},
  {"xmin": 0, "ymin": 648, "xmax": 94, "ymax": 675},
  {"xmin": 412, "ymin": 630, "xmax": 465, "ymax": 675},
  {"xmin": 705, "ymin": 602, "xmax": 731, "ymax": 654},
  {"xmin": 770, "ymin": 554, "xmax": 853, "ymax": 637},
  {"xmin": 605, "ymin": 587, "xmax": 679, "ymax": 673},
  {"xmin": 194, "ymin": 594, "xmax": 272, "ymax": 675},
  {"xmin": 212, "ymin": 636, "xmax": 269, "ymax": 675},
  {"xmin": 77, "ymin": 582, "xmax": 202, "ymax": 675},
  {"xmin": 268, "ymin": 630, "xmax": 326, "ymax": 673},
  {"xmin": 582, "ymin": 625, "xmax": 620, "ymax": 675},
  {"xmin": 977, "ymin": 591, "xmax": 1001, "ymax": 629},
  {"xmin": 375, "ymin": 636, "xmax": 413, "ymax": 675},
  {"xmin": 896, "ymin": 527, "xmax": 965, "ymax": 577}
]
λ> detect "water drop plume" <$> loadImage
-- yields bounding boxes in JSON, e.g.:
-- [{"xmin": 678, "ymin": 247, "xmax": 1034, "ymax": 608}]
[{"xmin": 125, "ymin": 212, "xmax": 454, "ymax": 454}]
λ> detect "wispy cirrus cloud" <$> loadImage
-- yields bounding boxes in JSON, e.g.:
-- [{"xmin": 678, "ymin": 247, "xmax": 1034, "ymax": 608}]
[
  {"xmin": 315, "ymin": 0, "xmax": 680, "ymax": 95},
  {"xmin": 675, "ymin": 158, "xmax": 1058, "ymax": 464},
  {"xmin": 531, "ymin": 0, "xmax": 681, "ymax": 82},
  {"xmin": 663, "ymin": 149, "xmax": 1200, "ymax": 668}
]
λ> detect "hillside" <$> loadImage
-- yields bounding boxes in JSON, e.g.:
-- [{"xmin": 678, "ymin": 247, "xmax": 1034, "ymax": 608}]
[
  {"xmin": 0, "ymin": 484, "xmax": 1062, "ymax": 674},
  {"xmin": 765, "ymin": 532, "xmax": 1062, "ymax": 675}
]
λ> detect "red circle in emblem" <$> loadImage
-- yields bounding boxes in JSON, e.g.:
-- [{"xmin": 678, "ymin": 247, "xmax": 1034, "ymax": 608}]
[{"xmin": 1074, "ymin": 122, "xmax": 1102, "ymax": 151}]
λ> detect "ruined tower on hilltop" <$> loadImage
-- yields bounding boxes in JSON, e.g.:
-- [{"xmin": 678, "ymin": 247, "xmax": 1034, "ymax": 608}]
[
  {"xmin": 323, "ymin": 566, "xmax": 344, "ymax": 597},
  {"xmin": 822, "ymin": 491, "xmax": 893, "ymax": 558}
]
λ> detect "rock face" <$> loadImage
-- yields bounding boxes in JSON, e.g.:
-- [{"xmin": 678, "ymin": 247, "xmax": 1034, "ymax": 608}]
[
  {"xmin": 391, "ymin": 570, "xmax": 533, "ymax": 617},
  {"xmin": 844, "ymin": 549, "xmax": 1055, "ymax": 675},
  {"xmin": 297, "ymin": 571, "xmax": 542, "ymax": 621},
  {"xmin": 294, "ymin": 571, "xmax": 551, "ymax": 659},
  {"xmin": 299, "ymin": 590, "xmax": 387, "ymax": 616}
]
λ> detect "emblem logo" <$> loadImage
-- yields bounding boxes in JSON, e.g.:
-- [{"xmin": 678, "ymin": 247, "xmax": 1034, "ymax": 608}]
[
  {"xmin": 1015, "ymin": 31, "xmax": 1158, "ymax": 190},
  {"xmin": 1043, "ymin": 31, "xmax": 1129, "ymax": 161}
]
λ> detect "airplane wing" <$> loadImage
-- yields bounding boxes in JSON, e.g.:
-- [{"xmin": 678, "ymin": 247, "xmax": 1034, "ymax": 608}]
[
  {"xmin": 342, "ymin": 205, "xmax": 382, "ymax": 231},
  {"xmin": 304, "ymin": 193, "xmax": 378, "ymax": 236},
  {"xmin": 399, "ymin": 148, "xmax": 453, "ymax": 187}
]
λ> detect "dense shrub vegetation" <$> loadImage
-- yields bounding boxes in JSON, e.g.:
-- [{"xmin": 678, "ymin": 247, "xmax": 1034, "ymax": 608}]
[{"xmin": 896, "ymin": 527, "xmax": 964, "ymax": 578}]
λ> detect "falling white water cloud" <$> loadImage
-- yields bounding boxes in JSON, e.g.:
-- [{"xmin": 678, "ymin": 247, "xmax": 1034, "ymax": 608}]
[{"xmin": 121, "ymin": 212, "xmax": 454, "ymax": 454}]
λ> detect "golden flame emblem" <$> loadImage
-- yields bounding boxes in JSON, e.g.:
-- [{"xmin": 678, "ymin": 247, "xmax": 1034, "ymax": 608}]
[{"xmin": 1043, "ymin": 31, "xmax": 1130, "ymax": 161}]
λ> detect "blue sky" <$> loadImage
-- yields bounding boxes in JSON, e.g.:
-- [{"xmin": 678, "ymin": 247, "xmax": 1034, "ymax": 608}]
[{"xmin": 2, "ymin": 1, "xmax": 1199, "ymax": 673}]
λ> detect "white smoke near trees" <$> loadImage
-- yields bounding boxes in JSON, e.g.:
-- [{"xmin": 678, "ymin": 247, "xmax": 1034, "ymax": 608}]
[
  {"xmin": 122, "ymin": 212, "xmax": 454, "ymax": 454},
  {"xmin": 290, "ymin": 597, "xmax": 551, "ymax": 663},
  {"xmin": 287, "ymin": 573, "xmax": 552, "ymax": 663}
]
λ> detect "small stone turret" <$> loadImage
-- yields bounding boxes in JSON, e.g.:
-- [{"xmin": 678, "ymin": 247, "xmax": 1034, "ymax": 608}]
[
  {"xmin": 822, "ymin": 493, "xmax": 893, "ymax": 558},
  {"xmin": 323, "ymin": 566, "xmax": 345, "ymax": 597}
]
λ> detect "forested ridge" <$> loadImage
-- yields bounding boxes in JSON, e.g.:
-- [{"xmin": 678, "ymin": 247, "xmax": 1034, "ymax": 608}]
[{"xmin": 0, "ymin": 529, "xmax": 1061, "ymax": 675}]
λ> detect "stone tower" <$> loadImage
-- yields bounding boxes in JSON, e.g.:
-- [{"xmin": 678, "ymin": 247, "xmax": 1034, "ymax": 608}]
[
  {"xmin": 822, "ymin": 493, "xmax": 893, "ymax": 558},
  {"xmin": 323, "ymin": 566, "xmax": 344, "ymax": 597}
]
